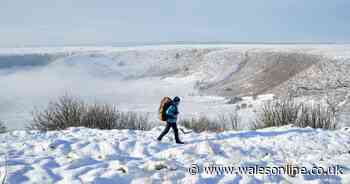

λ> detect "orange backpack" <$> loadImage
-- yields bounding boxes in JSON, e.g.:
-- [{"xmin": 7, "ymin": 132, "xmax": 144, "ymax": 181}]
[{"xmin": 159, "ymin": 97, "xmax": 172, "ymax": 121}]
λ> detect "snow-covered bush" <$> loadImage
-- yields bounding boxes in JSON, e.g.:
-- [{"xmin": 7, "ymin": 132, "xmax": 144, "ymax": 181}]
[
  {"xmin": 217, "ymin": 112, "xmax": 240, "ymax": 130},
  {"xmin": 0, "ymin": 120, "xmax": 6, "ymax": 133},
  {"xmin": 179, "ymin": 113, "xmax": 239, "ymax": 132},
  {"xmin": 107, "ymin": 111, "xmax": 151, "ymax": 131},
  {"xmin": 259, "ymin": 97, "xmax": 299, "ymax": 128},
  {"xmin": 29, "ymin": 95, "xmax": 151, "ymax": 131},
  {"xmin": 295, "ymin": 103, "xmax": 336, "ymax": 129},
  {"xmin": 82, "ymin": 103, "xmax": 118, "ymax": 130},
  {"xmin": 81, "ymin": 104, "xmax": 150, "ymax": 130},
  {"xmin": 179, "ymin": 116, "xmax": 224, "ymax": 133},
  {"xmin": 259, "ymin": 97, "xmax": 336, "ymax": 129},
  {"xmin": 30, "ymin": 95, "xmax": 86, "ymax": 131}
]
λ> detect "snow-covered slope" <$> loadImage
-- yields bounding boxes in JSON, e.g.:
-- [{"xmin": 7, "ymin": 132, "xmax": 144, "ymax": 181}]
[
  {"xmin": 1, "ymin": 44, "xmax": 350, "ymax": 129},
  {"xmin": 1, "ymin": 126, "xmax": 350, "ymax": 183}
]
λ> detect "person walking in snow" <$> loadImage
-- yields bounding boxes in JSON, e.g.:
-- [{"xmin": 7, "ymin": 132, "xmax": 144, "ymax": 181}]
[{"xmin": 157, "ymin": 96, "xmax": 184, "ymax": 144}]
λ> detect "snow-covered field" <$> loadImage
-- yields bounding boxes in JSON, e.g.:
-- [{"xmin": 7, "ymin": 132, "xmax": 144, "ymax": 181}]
[{"xmin": 1, "ymin": 126, "xmax": 350, "ymax": 184}]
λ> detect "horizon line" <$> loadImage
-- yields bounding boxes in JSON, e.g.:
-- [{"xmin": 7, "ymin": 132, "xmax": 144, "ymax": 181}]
[{"xmin": 2, "ymin": 41, "xmax": 350, "ymax": 48}]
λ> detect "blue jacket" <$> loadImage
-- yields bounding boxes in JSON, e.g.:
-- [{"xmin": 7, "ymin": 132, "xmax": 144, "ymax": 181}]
[{"xmin": 166, "ymin": 103, "xmax": 179, "ymax": 123}]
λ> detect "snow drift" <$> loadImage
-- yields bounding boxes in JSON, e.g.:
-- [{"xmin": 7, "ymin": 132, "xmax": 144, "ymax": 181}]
[{"xmin": 1, "ymin": 126, "xmax": 350, "ymax": 183}]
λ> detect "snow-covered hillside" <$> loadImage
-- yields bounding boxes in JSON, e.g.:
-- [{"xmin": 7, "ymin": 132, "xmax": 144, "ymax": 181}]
[
  {"xmin": 1, "ymin": 126, "xmax": 350, "ymax": 183},
  {"xmin": 1, "ymin": 44, "xmax": 350, "ymax": 130}
]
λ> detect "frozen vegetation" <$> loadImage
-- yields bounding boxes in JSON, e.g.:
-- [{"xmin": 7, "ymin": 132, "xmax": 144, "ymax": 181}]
[{"xmin": 1, "ymin": 44, "xmax": 350, "ymax": 183}]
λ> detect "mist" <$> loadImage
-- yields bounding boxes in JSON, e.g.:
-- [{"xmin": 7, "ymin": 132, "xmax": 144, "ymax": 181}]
[{"xmin": 0, "ymin": 51, "xmax": 204, "ymax": 129}]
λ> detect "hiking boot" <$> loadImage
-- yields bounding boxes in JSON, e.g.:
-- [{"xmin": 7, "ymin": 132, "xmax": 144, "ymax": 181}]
[{"xmin": 176, "ymin": 140, "xmax": 185, "ymax": 144}]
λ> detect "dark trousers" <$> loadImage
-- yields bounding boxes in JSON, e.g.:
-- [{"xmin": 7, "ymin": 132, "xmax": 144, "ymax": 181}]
[{"xmin": 157, "ymin": 122, "xmax": 180, "ymax": 142}]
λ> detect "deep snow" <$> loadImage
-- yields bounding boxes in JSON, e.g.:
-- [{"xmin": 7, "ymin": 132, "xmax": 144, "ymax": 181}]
[
  {"xmin": 1, "ymin": 44, "xmax": 350, "ymax": 184},
  {"xmin": 1, "ymin": 126, "xmax": 350, "ymax": 183}
]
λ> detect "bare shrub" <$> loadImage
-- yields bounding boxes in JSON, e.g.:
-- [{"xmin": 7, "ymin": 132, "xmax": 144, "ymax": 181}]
[
  {"xmin": 258, "ymin": 97, "xmax": 337, "ymax": 129},
  {"xmin": 82, "ymin": 103, "xmax": 118, "ymax": 130},
  {"xmin": 179, "ymin": 116, "xmax": 224, "ymax": 133},
  {"xmin": 259, "ymin": 98, "xmax": 299, "ymax": 127},
  {"xmin": 228, "ymin": 112, "xmax": 240, "ymax": 130},
  {"xmin": 295, "ymin": 103, "xmax": 336, "ymax": 129},
  {"xmin": 179, "ymin": 112, "xmax": 240, "ymax": 133},
  {"xmin": 0, "ymin": 120, "xmax": 7, "ymax": 133},
  {"xmin": 30, "ymin": 95, "xmax": 86, "ymax": 131},
  {"xmin": 113, "ymin": 111, "xmax": 151, "ymax": 131},
  {"xmin": 217, "ymin": 112, "xmax": 240, "ymax": 130},
  {"xmin": 251, "ymin": 120, "xmax": 266, "ymax": 130},
  {"xmin": 30, "ymin": 95, "xmax": 152, "ymax": 131}
]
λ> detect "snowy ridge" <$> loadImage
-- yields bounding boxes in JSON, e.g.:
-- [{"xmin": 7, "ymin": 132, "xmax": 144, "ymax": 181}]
[{"xmin": 1, "ymin": 126, "xmax": 350, "ymax": 183}]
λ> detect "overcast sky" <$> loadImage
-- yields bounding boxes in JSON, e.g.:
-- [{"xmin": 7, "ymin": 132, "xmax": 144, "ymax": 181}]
[{"xmin": 1, "ymin": 0, "xmax": 350, "ymax": 46}]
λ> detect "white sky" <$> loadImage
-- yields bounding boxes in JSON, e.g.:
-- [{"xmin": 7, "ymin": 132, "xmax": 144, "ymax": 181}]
[{"xmin": 1, "ymin": 0, "xmax": 350, "ymax": 46}]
